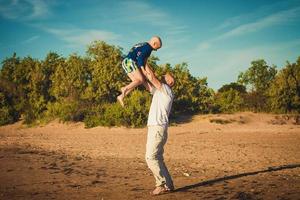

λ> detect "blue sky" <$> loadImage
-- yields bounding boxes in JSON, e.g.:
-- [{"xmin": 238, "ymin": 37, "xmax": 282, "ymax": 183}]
[{"xmin": 1, "ymin": 0, "xmax": 300, "ymax": 89}]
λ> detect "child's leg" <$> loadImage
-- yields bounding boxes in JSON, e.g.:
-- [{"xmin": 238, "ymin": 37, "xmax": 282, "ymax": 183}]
[
  {"xmin": 123, "ymin": 72, "xmax": 151, "ymax": 95},
  {"xmin": 117, "ymin": 68, "xmax": 145, "ymax": 106},
  {"xmin": 123, "ymin": 68, "xmax": 145, "ymax": 95},
  {"xmin": 121, "ymin": 80, "xmax": 151, "ymax": 97}
]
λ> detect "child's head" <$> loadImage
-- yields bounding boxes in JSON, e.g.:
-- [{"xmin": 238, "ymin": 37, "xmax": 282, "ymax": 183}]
[{"xmin": 149, "ymin": 36, "xmax": 162, "ymax": 50}]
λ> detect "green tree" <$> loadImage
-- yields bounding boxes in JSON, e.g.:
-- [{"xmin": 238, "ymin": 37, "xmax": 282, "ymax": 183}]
[
  {"xmin": 20, "ymin": 53, "xmax": 65, "ymax": 123},
  {"xmin": 218, "ymin": 82, "xmax": 246, "ymax": 93},
  {"xmin": 215, "ymin": 88, "xmax": 244, "ymax": 113},
  {"xmin": 85, "ymin": 41, "xmax": 126, "ymax": 103},
  {"xmin": 50, "ymin": 54, "xmax": 89, "ymax": 100},
  {"xmin": 238, "ymin": 59, "xmax": 277, "ymax": 111},
  {"xmin": 41, "ymin": 52, "xmax": 65, "ymax": 102},
  {"xmin": 84, "ymin": 90, "xmax": 151, "ymax": 128},
  {"xmin": 269, "ymin": 57, "xmax": 300, "ymax": 113},
  {"xmin": 23, "ymin": 58, "xmax": 45, "ymax": 123},
  {"xmin": 153, "ymin": 62, "xmax": 214, "ymax": 114},
  {"xmin": 0, "ymin": 91, "xmax": 18, "ymax": 125},
  {"xmin": 0, "ymin": 41, "xmax": 232, "ymax": 127},
  {"xmin": 0, "ymin": 53, "xmax": 28, "ymax": 114},
  {"xmin": 238, "ymin": 59, "xmax": 277, "ymax": 93},
  {"xmin": 46, "ymin": 54, "xmax": 89, "ymax": 122}
]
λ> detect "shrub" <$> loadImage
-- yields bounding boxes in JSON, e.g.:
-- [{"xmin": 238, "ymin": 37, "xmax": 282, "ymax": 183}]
[
  {"xmin": 215, "ymin": 88, "xmax": 244, "ymax": 113},
  {"xmin": 84, "ymin": 90, "xmax": 151, "ymax": 128},
  {"xmin": 122, "ymin": 90, "xmax": 151, "ymax": 127},
  {"xmin": 44, "ymin": 100, "xmax": 84, "ymax": 122},
  {"xmin": 268, "ymin": 57, "xmax": 300, "ymax": 113},
  {"xmin": 0, "ymin": 92, "xmax": 19, "ymax": 125},
  {"xmin": 0, "ymin": 106, "xmax": 16, "ymax": 125}
]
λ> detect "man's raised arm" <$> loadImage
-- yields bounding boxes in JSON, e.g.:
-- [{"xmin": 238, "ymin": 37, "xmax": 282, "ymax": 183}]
[{"xmin": 144, "ymin": 64, "xmax": 162, "ymax": 90}]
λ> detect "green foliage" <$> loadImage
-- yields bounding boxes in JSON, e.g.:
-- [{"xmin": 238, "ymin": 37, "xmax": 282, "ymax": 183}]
[
  {"xmin": 269, "ymin": 57, "xmax": 300, "ymax": 113},
  {"xmin": 0, "ymin": 54, "xmax": 27, "ymax": 115},
  {"xmin": 238, "ymin": 59, "xmax": 277, "ymax": 112},
  {"xmin": 44, "ymin": 100, "xmax": 84, "ymax": 122},
  {"xmin": 84, "ymin": 90, "xmax": 151, "ymax": 128},
  {"xmin": 0, "ymin": 59, "xmax": 21, "ymax": 125},
  {"xmin": 50, "ymin": 54, "xmax": 88, "ymax": 100},
  {"xmin": 23, "ymin": 93, "xmax": 46, "ymax": 124},
  {"xmin": 153, "ymin": 62, "xmax": 214, "ymax": 114},
  {"xmin": 0, "ymin": 92, "xmax": 18, "ymax": 125},
  {"xmin": 0, "ymin": 53, "xmax": 65, "ymax": 124},
  {"xmin": 0, "ymin": 40, "xmax": 299, "ymax": 127},
  {"xmin": 0, "ymin": 106, "xmax": 15, "ymax": 125},
  {"xmin": 84, "ymin": 102, "xmax": 125, "ymax": 128},
  {"xmin": 85, "ymin": 41, "xmax": 126, "ymax": 103},
  {"xmin": 122, "ymin": 90, "xmax": 151, "ymax": 127},
  {"xmin": 215, "ymin": 88, "xmax": 244, "ymax": 113},
  {"xmin": 23, "ymin": 59, "xmax": 47, "ymax": 123},
  {"xmin": 238, "ymin": 59, "xmax": 277, "ymax": 93},
  {"xmin": 41, "ymin": 52, "xmax": 65, "ymax": 102},
  {"xmin": 218, "ymin": 82, "xmax": 246, "ymax": 93}
]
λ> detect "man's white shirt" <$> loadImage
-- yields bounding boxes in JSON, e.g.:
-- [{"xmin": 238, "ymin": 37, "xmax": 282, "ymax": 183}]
[{"xmin": 147, "ymin": 83, "xmax": 174, "ymax": 127}]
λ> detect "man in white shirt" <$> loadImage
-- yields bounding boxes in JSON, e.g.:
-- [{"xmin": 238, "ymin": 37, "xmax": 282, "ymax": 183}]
[{"xmin": 144, "ymin": 71, "xmax": 175, "ymax": 195}]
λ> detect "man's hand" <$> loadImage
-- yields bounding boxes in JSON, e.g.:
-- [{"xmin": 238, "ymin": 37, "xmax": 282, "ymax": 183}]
[
  {"xmin": 145, "ymin": 71, "xmax": 153, "ymax": 81},
  {"xmin": 141, "ymin": 67, "xmax": 151, "ymax": 79}
]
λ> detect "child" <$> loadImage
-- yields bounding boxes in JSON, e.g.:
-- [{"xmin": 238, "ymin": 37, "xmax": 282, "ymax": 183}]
[{"xmin": 117, "ymin": 36, "xmax": 162, "ymax": 107}]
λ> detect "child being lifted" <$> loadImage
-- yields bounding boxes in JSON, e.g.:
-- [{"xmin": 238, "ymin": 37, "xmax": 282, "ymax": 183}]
[{"xmin": 117, "ymin": 36, "xmax": 162, "ymax": 107}]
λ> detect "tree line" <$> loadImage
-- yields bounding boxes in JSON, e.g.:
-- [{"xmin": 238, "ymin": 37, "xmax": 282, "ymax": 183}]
[{"xmin": 0, "ymin": 41, "xmax": 299, "ymax": 127}]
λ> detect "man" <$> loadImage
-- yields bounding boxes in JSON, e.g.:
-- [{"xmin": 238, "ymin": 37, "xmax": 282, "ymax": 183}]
[
  {"xmin": 117, "ymin": 36, "xmax": 162, "ymax": 107},
  {"xmin": 144, "ymin": 71, "xmax": 175, "ymax": 195}
]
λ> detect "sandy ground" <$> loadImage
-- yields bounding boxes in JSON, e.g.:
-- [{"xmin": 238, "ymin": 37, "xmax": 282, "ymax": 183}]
[{"xmin": 0, "ymin": 112, "xmax": 300, "ymax": 200}]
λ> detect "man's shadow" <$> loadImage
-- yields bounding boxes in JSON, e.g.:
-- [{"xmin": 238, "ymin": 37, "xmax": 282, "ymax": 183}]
[{"xmin": 174, "ymin": 163, "xmax": 300, "ymax": 192}]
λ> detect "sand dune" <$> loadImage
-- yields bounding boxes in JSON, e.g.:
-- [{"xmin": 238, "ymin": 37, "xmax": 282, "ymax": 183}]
[{"xmin": 0, "ymin": 112, "xmax": 300, "ymax": 199}]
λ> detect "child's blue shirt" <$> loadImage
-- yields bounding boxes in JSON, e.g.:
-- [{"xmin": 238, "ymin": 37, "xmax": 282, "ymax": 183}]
[{"xmin": 126, "ymin": 42, "xmax": 153, "ymax": 68}]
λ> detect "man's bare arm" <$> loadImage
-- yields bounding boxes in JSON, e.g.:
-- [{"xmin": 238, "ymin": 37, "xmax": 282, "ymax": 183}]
[
  {"xmin": 142, "ymin": 79, "xmax": 153, "ymax": 92},
  {"xmin": 144, "ymin": 63, "xmax": 162, "ymax": 90}
]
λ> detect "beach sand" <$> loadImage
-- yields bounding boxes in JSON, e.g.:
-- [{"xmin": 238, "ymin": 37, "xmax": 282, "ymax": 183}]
[{"xmin": 0, "ymin": 112, "xmax": 300, "ymax": 200}]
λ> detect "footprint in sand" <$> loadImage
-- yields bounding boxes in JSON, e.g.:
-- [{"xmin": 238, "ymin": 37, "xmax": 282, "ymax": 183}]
[{"xmin": 91, "ymin": 180, "xmax": 105, "ymax": 185}]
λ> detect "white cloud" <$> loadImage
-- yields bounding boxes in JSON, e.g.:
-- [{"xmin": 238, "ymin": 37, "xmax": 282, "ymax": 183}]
[
  {"xmin": 43, "ymin": 27, "xmax": 120, "ymax": 46},
  {"xmin": 188, "ymin": 38, "xmax": 300, "ymax": 89},
  {"xmin": 219, "ymin": 7, "xmax": 300, "ymax": 40},
  {"xmin": 0, "ymin": 0, "xmax": 52, "ymax": 20},
  {"xmin": 21, "ymin": 35, "xmax": 40, "ymax": 44},
  {"xmin": 0, "ymin": 1, "xmax": 119, "ymax": 47},
  {"xmin": 198, "ymin": 6, "xmax": 300, "ymax": 51},
  {"xmin": 118, "ymin": 1, "xmax": 168, "ymax": 26},
  {"xmin": 27, "ymin": 0, "xmax": 50, "ymax": 19},
  {"xmin": 214, "ymin": 0, "xmax": 295, "ymax": 31},
  {"xmin": 117, "ymin": 1, "xmax": 188, "ymax": 35},
  {"xmin": 197, "ymin": 42, "xmax": 211, "ymax": 51}
]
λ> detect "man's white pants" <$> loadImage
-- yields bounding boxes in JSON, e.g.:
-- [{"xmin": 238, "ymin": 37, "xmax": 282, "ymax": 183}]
[{"xmin": 145, "ymin": 125, "xmax": 173, "ymax": 188}]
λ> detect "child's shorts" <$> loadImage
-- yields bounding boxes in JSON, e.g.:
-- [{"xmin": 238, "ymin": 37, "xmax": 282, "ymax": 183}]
[{"xmin": 122, "ymin": 57, "xmax": 139, "ymax": 74}]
